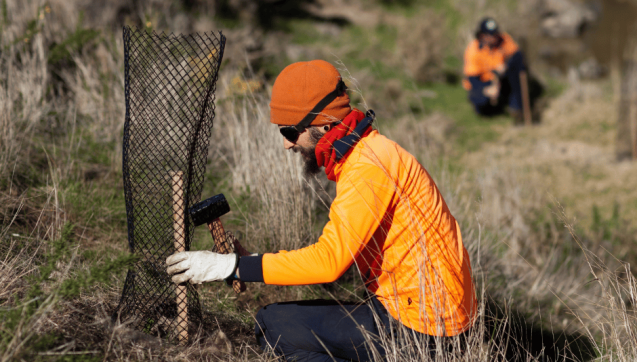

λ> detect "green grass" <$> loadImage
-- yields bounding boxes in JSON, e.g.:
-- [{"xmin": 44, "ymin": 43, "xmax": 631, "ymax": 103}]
[
  {"xmin": 544, "ymin": 76, "xmax": 567, "ymax": 99},
  {"xmin": 286, "ymin": 20, "xmax": 401, "ymax": 80},
  {"xmin": 416, "ymin": 82, "xmax": 510, "ymax": 153},
  {"xmin": 1, "ymin": 223, "xmax": 134, "ymax": 360},
  {"xmin": 0, "ymin": 3, "xmax": 629, "ymax": 362},
  {"xmin": 428, "ymin": 0, "xmax": 463, "ymax": 33},
  {"xmin": 288, "ymin": 19, "xmax": 322, "ymax": 45},
  {"xmin": 64, "ymin": 179, "xmax": 127, "ymax": 232}
]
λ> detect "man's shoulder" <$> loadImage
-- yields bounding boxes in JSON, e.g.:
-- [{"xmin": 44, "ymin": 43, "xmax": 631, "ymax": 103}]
[
  {"xmin": 500, "ymin": 32, "xmax": 514, "ymax": 41},
  {"xmin": 346, "ymin": 131, "xmax": 419, "ymax": 176},
  {"xmin": 359, "ymin": 130, "xmax": 402, "ymax": 159},
  {"xmin": 499, "ymin": 33, "xmax": 519, "ymax": 50},
  {"xmin": 464, "ymin": 39, "xmax": 480, "ymax": 54}
]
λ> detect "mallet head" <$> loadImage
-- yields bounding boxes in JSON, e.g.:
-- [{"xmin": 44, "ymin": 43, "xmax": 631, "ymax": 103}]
[{"xmin": 189, "ymin": 194, "xmax": 230, "ymax": 226}]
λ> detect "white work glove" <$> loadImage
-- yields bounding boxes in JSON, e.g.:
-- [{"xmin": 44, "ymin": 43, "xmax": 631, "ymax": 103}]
[
  {"xmin": 166, "ymin": 251, "xmax": 238, "ymax": 285},
  {"xmin": 494, "ymin": 63, "xmax": 506, "ymax": 77},
  {"xmin": 484, "ymin": 80, "xmax": 500, "ymax": 105}
]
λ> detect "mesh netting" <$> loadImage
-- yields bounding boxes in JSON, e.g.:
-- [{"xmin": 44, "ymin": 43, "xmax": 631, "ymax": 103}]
[{"xmin": 114, "ymin": 26, "xmax": 226, "ymax": 344}]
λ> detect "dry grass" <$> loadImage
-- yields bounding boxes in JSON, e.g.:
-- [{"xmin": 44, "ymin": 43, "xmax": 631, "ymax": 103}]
[
  {"xmin": 212, "ymin": 76, "xmax": 625, "ymax": 361},
  {"xmin": 559, "ymin": 208, "xmax": 637, "ymax": 362},
  {"xmin": 2, "ymin": 0, "xmax": 637, "ymax": 361},
  {"xmin": 462, "ymin": 79, "xmax": 637, "ymax": 240},
  {"xmin": 0, "ymin": 191, "xmax": 68, "ymax": 361}
]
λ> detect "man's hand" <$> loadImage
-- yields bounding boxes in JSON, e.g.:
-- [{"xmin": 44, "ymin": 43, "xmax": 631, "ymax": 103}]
[
  {"xmin": 494, "ymin": 63, "xmax": 506, "ymax": 77},
  {"xmin": 166, "ymin": 251, "xmax": 237, "ymax": 284},
  {"xmin": 483, "ymin": 79, "xmax": 500, "ymax": 105}
]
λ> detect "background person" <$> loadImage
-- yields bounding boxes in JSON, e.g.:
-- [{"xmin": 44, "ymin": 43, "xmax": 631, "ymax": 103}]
[
  {"xmin": 167, "ymin": 60, "xmax": 477, "ymax": 361},
  {"xmin": 463, "ymin": 17, "xmax": 528, "ymax": 121}
]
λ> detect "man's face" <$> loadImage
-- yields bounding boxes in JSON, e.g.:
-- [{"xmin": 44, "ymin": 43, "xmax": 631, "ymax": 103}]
[
  {"xmin": 280, "ymin": 126, "xmax": 325, "ymax": 177},
  {"xmin": 479, "ymin": 33, "xmax": 499, "ymax": 48}
]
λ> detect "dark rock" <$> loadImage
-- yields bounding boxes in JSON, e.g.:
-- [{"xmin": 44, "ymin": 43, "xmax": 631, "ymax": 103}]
[{"xmin": 541, "ymin": 0, "xmax": 598, "ymax": 38}]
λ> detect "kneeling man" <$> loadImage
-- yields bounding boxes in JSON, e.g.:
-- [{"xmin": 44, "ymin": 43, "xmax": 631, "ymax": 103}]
[
  {"xmin": 167, "ymin": 60, "xmax": 477, "ymax": 361},
  {"xmin": 463, "ymin": 17, "xmax": 528, "ymax": 120}
]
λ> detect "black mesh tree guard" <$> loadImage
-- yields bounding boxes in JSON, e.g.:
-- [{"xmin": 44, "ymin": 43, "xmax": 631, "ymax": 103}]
[{"xmin": 115, "ymin": 26, "xmax": 226, "ymax": 344}]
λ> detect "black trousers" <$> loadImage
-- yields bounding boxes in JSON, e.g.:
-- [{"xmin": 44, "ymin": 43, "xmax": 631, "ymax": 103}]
[
  {"xmin": 469, "ymin": 50, "xmax": 526, "ymax": 115},
  {"xmin": 255, "ymin": 297, "xmax": 466, "ymax": 362}
]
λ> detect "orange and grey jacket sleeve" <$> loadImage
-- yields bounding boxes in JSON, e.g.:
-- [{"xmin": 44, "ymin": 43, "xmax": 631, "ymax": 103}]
[
  {"xmin": 500, "ymin": 33, "xmax": 520, "ymax": 59},
  {"xmin": 260, "ymin": 163, "xmax": 397, "ymax": 285},
  {"xmin": 463, "ymin": 41, "xmax": 482, "ymax": 78}
]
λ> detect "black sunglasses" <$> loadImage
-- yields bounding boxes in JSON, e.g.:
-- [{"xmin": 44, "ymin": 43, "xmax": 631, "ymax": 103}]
[
  {"xmin": 279, "ymin": 126, "xmax": 303, "ymax": 143},
  {"xmin": 278, "ymin": 80, "xmax": 347, "ymax": 143}
]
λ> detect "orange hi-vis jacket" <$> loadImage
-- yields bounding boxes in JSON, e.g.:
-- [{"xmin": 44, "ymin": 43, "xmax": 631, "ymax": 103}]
[
  {"xmin": 261, "ymin": 130, "xmax": 477, "ymax": 337},
  {"xmin": 463, "ymin": 32, "xmax": 519, "ymax": 90}
]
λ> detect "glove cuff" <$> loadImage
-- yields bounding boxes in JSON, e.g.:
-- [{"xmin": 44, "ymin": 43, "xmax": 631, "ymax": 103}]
[{"xmin": 224, "ymin": 253, "xmax": 240, "ymax": 282}]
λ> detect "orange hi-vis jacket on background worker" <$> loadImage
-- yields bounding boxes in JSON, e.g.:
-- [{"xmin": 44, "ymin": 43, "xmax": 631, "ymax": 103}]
[
  {"xmin": 463, "ymin": 32, "xmax": 519, "ymax": 90},
  {"xmin": 260, "ymin": 130, "xmax": 477, "ymax": 337}
]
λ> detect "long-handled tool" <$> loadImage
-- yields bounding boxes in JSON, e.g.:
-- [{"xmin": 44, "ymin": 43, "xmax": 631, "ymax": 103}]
[
  {"xmin": 189, "ymin": 194, "xmax": 246, "ymax": 294},
  {"xmin": 520, "ymin": 70, "xmax": 532, "ymax": 126}
]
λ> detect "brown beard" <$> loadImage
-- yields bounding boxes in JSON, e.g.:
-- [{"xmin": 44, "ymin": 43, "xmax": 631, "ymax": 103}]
[{"xmin": 293, "ymin": 128, "xmax": 323, "ymax": 177}]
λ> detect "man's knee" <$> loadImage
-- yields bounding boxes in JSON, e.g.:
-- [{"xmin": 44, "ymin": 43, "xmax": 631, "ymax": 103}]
[
  {"xmin": 255, "ymin": 303, "xmax": 324, "ymax": 361},
  {"xmin": 469, "ymin": 89, "xmax": 491, "ymax": 113},
  {"xmin": 255, "ymin": 303, "xmax": 299, "ymax": 352},
  {"xmin": 255, "ymin": 303, "xmax": 278, "ymax": 350},
  {"xmin": 470, "ymin": 96, "xmax": 492, "ymax": 115}
]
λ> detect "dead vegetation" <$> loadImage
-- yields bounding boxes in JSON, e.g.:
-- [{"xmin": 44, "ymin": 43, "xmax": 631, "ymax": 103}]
[{"xmin": 1, "ymin": 0, "xmax": 637, "ymax": 361}]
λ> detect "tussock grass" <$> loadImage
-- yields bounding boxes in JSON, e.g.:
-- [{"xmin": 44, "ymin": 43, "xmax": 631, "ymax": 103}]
[
  {"xmin": 1, "ymin": 0, "xmax": 637, "ymax": 361},
  {"xmin": 214, "ymin": 76, "xmax": 627, "ymax": 361}
]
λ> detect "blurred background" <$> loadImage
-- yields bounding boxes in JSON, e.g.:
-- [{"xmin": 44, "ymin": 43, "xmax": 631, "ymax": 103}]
[{"xmin": 2, "ymin": 0, "xmax": 637, "ymax": 361}]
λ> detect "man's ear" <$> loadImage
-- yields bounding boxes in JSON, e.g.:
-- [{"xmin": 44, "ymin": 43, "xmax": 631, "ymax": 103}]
[{"xmin": 319, "ymin": 124, "xmax": 331, "ymax": 134}]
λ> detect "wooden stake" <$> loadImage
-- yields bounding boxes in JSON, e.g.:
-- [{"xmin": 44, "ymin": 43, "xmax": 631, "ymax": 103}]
[
  {"xmin": 171, "ymin": 171, "xmax": 188, "ymax": 344},
  {"xmin": 520, "ymin": 71, "xmax": 532, "ymax": 126},
  {"xmin": 631, "ymin": 92, "xmax": 637, "ymax": 160}
]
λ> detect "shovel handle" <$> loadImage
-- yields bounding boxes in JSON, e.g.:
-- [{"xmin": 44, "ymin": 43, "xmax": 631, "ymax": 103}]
[{"xmin": 520, "ymin": 71, "xmax": 532, "ymax": 126}]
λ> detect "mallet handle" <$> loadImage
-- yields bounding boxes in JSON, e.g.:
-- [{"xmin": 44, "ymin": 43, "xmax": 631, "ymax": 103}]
[{"xmin": 207, "ymin": 219, "xmax": 246, "ymax": 294}]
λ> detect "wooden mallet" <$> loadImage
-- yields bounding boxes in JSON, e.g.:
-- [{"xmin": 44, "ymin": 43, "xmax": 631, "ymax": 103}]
[{"xmin": 189, "ymin": 194, "xmax": 246, "ymax": 294}]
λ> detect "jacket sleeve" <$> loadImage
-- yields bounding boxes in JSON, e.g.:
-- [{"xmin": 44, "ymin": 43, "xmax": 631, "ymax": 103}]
[
  {"xmin": 463, "ymin": 41, "xmax": 483, "ymax": 77},
  {"xmin": 467, "ymin": 76, "xmax": 488, "ymax": 90},
  {"xmin": 500, "ymin": 33, "xmax": 520, "ymax": 60},
  {"xmin": 261, "ymin": 162, "xmax": 397, "ymax": 285}
]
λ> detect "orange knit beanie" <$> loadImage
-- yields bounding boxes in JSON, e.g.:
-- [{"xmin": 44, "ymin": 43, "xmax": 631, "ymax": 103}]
[{"xmin": 270, "ymin": 60, "xmax": 351, "ymax": 126}]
